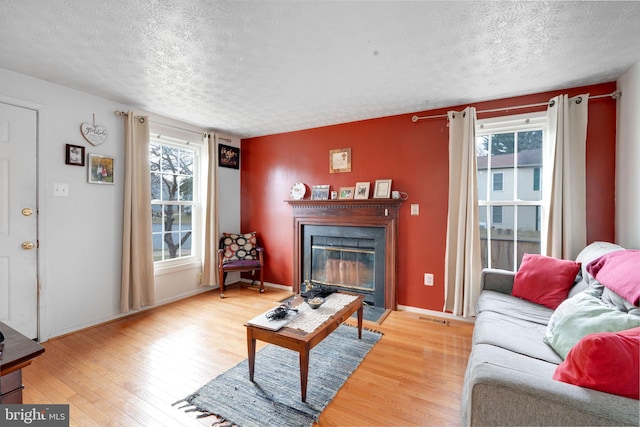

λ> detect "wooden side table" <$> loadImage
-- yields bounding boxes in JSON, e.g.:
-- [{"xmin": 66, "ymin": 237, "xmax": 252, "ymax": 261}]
[{"xmin": 0, "ymin": 322, "xmax": 45, "ymax": 403}]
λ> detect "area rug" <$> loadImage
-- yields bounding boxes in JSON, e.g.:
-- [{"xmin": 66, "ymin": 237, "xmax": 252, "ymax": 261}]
[{"xmin": 174, "ymin": 324, "xmax": 382, "ymax": 427}]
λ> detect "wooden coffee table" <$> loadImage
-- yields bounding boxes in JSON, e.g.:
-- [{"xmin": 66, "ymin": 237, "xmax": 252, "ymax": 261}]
[
  {"xmin": 0, "ymin": 322, "xmax": 45, "ymax": 403},
  {"xmin": 245, "ymin": 292, "xmax": 364, "ymax": 402}
]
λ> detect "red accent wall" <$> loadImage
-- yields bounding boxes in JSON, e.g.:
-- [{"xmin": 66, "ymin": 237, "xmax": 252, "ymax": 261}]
[{"xmin": 240, "ymin": 82, "xmax": 616, "ymax": 311}]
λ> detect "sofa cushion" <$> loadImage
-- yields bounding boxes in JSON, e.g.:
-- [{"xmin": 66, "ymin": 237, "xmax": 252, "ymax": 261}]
[
  {"xmin": 512, "ymin": 254, "xmax": 580, "ymax": 310},
  {"xmin": 467, "ymin": 342, "xmax": 559, "ymax": 382},
  {"xmin": 221, "ymin": 232, "xmax": 258, "ymax": 261},
  {"xmin": 463, "ymin": 343, "xmax": 640, "ymax": 427},
  {"xmin": 476, "ymin": 290, "xmax": 554, "ymax": 326},
  {"xmin": 544, "ymin": 292, "xmax": 640, "ymax": 359},
  {"xmin": 553, "ymin": 327, "xmax": 640, "ymax": 400},
  {"xmin": 473, "ymin": 310, "xmax": 563, "ymax": 364}
]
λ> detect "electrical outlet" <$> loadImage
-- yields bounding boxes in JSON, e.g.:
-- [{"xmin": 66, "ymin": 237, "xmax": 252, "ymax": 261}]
[
  {"xmin": 424, "ymin": 273, "xmax": 434, "ymax": 286},
  {"xmin": 411, "ymin": 204, "xmax": 419, "ymax": 216}
]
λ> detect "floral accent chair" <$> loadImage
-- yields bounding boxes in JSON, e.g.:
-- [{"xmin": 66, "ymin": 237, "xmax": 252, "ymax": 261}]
[{"xmin": 217, "ymin": 232, "xmax": 264, "ymax": 298}]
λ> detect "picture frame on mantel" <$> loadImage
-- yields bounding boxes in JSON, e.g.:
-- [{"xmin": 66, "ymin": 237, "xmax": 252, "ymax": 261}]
[
  {"xmin": 373, "ymin": 179, "xmax": 392, "ymax": 198},
  {"xmin": 354, "ymin": 182, "xmax": 370, "ymax": 199},
  {"xmin": 329, "ymin": 148, "xmax": 351, "ymax": 173},
  {"xmin": 339, "ymin": 186, "xmax": 355, "ymax": 199},
  {"xmin": 311, "ymin": 184, "xmax": 330, "ymax": 200}
]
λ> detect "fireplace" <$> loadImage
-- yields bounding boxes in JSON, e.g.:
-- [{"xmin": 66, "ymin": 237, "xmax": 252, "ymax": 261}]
[
  {"xmin": 287, "ymin": 199, "xmax": 403, "ymax": 310},
  {"xmin": 304, "ymin": 225, "xmax": 385, "ymax": 307}
]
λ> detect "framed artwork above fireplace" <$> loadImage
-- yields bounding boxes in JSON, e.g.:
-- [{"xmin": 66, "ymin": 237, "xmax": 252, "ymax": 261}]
[{"xmin": 329, "ymin": 147, "xmax": 351, "ymax": 173}]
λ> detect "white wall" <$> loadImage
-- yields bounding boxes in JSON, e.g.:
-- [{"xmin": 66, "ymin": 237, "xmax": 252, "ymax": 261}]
[
  {"xmin": 217, "ymin": 137, "xmax": 241, "ymax": 233},
  {"xmin": 0, "ymin": 68, "xmax": 241, "ymax": 339},
  {"xmin": 616, "ymin": 61, "xmax": 640, "ymax": 249},
  {"xmin": 217, "ymin": 135, "xmax": 242, "ymax": 283}
]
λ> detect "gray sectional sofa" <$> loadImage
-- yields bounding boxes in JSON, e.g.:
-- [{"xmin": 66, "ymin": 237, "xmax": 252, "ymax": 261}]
[{"xmin": 461, "ymin": 242, "xmax": 640, "ymax": 426}]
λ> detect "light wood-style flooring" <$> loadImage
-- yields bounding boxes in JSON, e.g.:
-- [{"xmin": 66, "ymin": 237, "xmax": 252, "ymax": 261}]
[{"xmin": 23, "ymin": 286, "xmax": 474, "ymax": 426}]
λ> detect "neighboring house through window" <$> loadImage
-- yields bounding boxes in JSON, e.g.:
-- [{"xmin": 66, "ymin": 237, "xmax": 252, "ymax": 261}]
[
  {"xmin": 492, "ymin": 172, "xmax": 503, "ymax": 191},
  {"xmin": 533, "ymin": 167, "xmax": 541, "ymax": 191},
  {"xmin": 492, "ymin": 206, "xmax": 503, "ymax": 224},
  {"xmin": 476, "ymin": 112, "xmax": 545, "ymax": 271}
]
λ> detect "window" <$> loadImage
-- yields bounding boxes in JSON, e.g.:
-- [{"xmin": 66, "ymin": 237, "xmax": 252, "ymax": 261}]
[
  {"xmin": 492, "ymin": 206, "xmax": 503, "ymax": 224},
  {"xmin": 150, "ymin": 134, "xmax": 201, "ymax": 264},
  {"xmin": 476, "ymin": 112, "xmax": 545, "ymax": 271},
  {"xmin": 492, "ymin": 173, "xmax": 504, "ymax": 191},
  {"xmin": 533, "ymin": 167, "xmax": 541, "ymax": 191}
]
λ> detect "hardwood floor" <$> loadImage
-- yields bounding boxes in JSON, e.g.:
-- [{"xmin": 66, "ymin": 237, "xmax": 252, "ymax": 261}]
[{"xmin": 23, "ymin": 286, "xmax": 474, "ymax": 426}]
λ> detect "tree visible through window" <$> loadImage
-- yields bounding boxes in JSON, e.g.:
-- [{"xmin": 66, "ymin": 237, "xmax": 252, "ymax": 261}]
[
  {"xmin": 150, "ymin": 139, "xmax": 197, "ymax": 262},
  {"xmin": 476, "ymin": 113, "xmax": 545, "ymax": 271}
]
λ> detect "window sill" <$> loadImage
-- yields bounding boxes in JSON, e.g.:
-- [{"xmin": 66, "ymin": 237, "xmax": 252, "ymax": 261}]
[{"xmin": 154, "ymin": 258, "xmax": 201, "ymax": 276}]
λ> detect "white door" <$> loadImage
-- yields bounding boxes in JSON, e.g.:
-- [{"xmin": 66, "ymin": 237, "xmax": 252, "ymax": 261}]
[{"xmin": 0, "ymin": 102, "xmax": 38, "ymax": 338}]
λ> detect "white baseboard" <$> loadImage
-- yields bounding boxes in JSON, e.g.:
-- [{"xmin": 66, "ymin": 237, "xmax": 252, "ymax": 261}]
[
  {"xmin": 397, "ymin": 304, "xmax": 475, "ymax": 323},
  {"xmin": 43, "ymin": 286, "xmax": 214, "ymax": 341},
  {"xmin": 238, "ymin": 279, "xmax": 293, "ymax": 292}
]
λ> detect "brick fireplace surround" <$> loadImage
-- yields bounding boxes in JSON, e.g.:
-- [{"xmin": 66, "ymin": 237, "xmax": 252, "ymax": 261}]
[{"xmin": 287, "ymin": 199, "xmax": 404, "ymax": 310}]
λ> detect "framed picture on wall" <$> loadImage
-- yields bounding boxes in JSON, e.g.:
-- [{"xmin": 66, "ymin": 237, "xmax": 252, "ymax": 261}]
[
  {"xmin": 373, "ymin": 179, "xmax": 392, "ymax": 198},
  {"xmin": 88, "ymin": 154, "xmax": 114, "ymax": 184},
  {"xmin": 65, "ymin": 144, "xmax": 85, "ymax": 166},
  {"xmin": 219, "ymin": 143, "xmax": 240, "ymax": 169},
  {"xmin": 354, "ymin": 182, "xmax": 370, "ymax": 199},
  {"xmin": 329, "ymin": 148, "xmax": 351, "ymax": 173}
]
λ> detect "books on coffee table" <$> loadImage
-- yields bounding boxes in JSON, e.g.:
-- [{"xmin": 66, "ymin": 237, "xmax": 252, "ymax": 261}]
[{"xmin": 246, "ymin": 309, "xmax": 300, "ymax": 331}]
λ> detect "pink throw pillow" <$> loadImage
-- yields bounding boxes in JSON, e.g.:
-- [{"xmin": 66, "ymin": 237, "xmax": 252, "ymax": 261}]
[
  {"xmin": 587, "ymin": 250, "xmax": 640, "ymax": 306},
  {"xmin": 512, "ymin": 254, "xmax": 580, "ymax": 309},
  {"xmin": 553, "ymin": 327, "xmax": 640, "ymax": 400}
]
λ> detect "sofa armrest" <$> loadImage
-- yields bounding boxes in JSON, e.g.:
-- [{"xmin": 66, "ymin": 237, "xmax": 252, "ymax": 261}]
[{"xmin": 480, "ymin": 268, "xmax": 515, "ymax": 294}]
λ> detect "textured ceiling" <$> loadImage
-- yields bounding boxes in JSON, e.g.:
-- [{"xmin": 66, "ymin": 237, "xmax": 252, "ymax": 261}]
[{"xmin": 1, "ymin": 1, "xmax": 639, "ymax": 137}]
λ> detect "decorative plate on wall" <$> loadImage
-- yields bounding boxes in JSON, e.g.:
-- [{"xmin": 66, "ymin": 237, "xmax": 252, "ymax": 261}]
[
  {"xmin": 80, "ymin": 122, "xmax": 108, "ymax": 146},
  {"xmin": 290, "ymin": 182, "xmax": 306, "ymax": 200}
]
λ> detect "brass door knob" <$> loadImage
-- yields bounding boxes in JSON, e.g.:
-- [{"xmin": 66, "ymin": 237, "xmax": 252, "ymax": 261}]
[
  {"xmin": 22, "ymin": 208, "xmax": 33, "ymax": 216},
  {"xmin": 22, "ymin": 241, "xmax": 35, "ymax": 250}
]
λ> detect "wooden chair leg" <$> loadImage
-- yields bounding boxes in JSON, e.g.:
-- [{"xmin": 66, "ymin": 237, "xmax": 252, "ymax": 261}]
[
  {"xmin": 219, "ymin": 270, "xmax": 226, "ymax": 298},
  {"xmin": 259, "ymin": 268, "xmax": 264, "ymax": 293}
]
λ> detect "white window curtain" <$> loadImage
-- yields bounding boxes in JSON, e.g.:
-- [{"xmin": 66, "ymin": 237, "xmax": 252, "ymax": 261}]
[
  {"xmin": 444, "ymin": 107, "xmax": 482, "ymax": 317},
  {"xmin": 201, "ymin": 133, "xmax": 220, "ymax": 287},
  {"xmin": 121, "ymin": 112, "xmax": 155, "ymax": 312},
  {"xmin": 542, "ymin": 94, "xmax": 589, "ymax": 260}
]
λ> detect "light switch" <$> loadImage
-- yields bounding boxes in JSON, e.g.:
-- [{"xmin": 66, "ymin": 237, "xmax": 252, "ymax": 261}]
[
  {"xmin": 53, "ymin": 182, "xmax": 69, "ymax": 197},
  {"xmin": 411, "ymin": 204, "xmax": 419, "ymax": 216}
]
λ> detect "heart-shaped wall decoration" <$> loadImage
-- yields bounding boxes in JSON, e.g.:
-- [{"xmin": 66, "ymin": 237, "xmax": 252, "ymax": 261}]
[{"xmin": 80, "ymin": 122, "xmax": 108, "ymax": 146}]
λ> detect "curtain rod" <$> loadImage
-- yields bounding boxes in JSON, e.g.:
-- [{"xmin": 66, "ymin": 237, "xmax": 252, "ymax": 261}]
[
  {"xmin": 114, "ymin": 110, "xmax": 206, "ymax": 137},
  {"xmin": 410, "ymin": 90, "xmax": 621, "ymax": 122}
]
